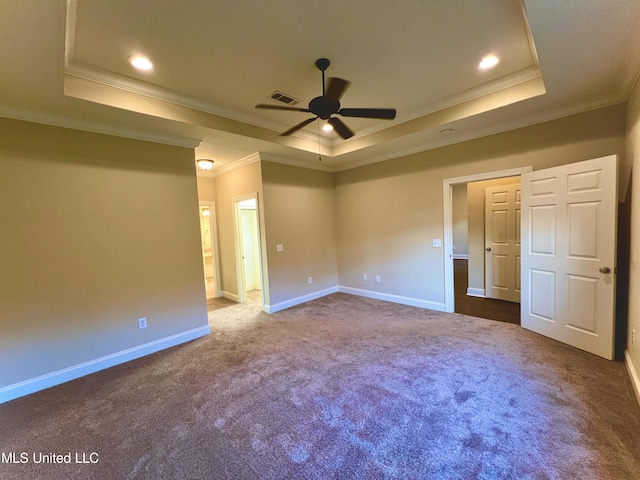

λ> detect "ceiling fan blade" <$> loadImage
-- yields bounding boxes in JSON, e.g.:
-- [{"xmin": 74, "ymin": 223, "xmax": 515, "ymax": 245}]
[
  {"xmin": 328, "ymin": 117, "xmax": 354, "ymax": 140},
  {"xmin": 339, "ymin": 108, "xmax": 397, "ymax": 119},
  {"xmin": 255, "ymin": 104, "xmax": 311, "ymax": 113},
  {"xmin": 325, "ymin": 77, "xmax": 351, "ymax": 102},
  {"xmin": 280, "ymin": 117, "xmax": 317, "ymax": 136}
]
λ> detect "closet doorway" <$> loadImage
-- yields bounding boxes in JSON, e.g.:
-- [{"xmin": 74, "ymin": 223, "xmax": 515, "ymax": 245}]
[
  {"xmin": 232, "ymin": 194, "xmax": 264, "ymax": 306},
  {"xmin": 199, "ymin": 201, "xmax": 221, "ymax": 299}
]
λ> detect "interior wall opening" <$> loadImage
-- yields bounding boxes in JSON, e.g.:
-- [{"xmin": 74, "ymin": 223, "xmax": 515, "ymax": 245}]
[
  {"xmin": 199, "ymin": 201, "xmax": 221, "ymax": 300},
  {"xmin": 452, "ymin": 181, "xmax": 520, "ymax": 324},
  {"xmin": 233, "ymin": 194, "xmax": 265, "ymax": 308},
  {"xmin": 442, "ymin": 167, "xmax": 533, "ymax": 316}
]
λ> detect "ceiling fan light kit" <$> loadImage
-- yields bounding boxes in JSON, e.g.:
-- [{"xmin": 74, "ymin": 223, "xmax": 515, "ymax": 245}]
[{"xmin": 256, "ymin": 58, "xmax": 396, "ymax": 140}]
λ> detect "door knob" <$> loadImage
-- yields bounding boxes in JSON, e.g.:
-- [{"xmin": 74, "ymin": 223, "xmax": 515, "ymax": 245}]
[
  {"xmin": 486, "ymin": 247, "xmax": 492, "ymax": 252},
  {"xmin": 599, "ymin": 267, "xmax": 611, "ymax": 274}
]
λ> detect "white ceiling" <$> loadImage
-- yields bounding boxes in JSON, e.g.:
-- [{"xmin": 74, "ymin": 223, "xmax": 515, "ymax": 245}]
[{"xmin": 1, "ymin": 0, "xmax": 639, "ymax": 173}]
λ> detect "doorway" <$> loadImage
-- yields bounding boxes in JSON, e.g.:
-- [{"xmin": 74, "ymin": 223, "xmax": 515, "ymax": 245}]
[
  {"xmin": 451, "ymin": 180, "xmax": 521, "ymax": 324},
  {"xmin": 443, "ymin": 167, "xmax": 532, "ymax": 314},
  {"xmin": 233, "ymin": 194, "xmax": 264, "ymax": 306},
  {"xmin": 199, "ymin": 201, "xmax": 221, "ymax": 299}
]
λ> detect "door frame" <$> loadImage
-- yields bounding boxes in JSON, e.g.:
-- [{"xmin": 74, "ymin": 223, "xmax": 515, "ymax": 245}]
[
  {"xmin": 199, "ymin": 200, "xmax": 222, "ymax": 298},
  {"xmin": 232, "ymin": 192, "xmax": 265, "ymax": 305},
  {"xmin": 442, "ymin": 166, "xmax": 533, "ymax": 313}
]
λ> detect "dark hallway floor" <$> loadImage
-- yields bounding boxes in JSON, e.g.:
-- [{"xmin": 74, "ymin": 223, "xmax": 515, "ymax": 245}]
[{"xmin": 454, "ymin": 259, "xmax": 520, "ymax": 325}]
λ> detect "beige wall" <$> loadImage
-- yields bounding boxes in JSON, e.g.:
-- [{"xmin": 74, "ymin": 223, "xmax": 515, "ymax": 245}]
[
  {"xmin": 261, "ymin": 161, "xmax": 338, "ymax": 308},
  {"xmin": 214, "ymin": 160, "xmax": 264, "ymax": 300},
  {"xmin": 467, "ymin": 176, "xmax": 520, "ymax": 293},
  {"xmin": 626, "ymin": 78, "xmax": 640, "ymax": 402},
  {"xmin": 197, "ymin": 175, "xmax": 216, "ymax": 201},
  {"xmin": 452, "ymin": 183, "xmax": 468, "ymax": 257},
  {"xmin": 335, "ymin": 104, "xmax": 627, "ymax": 309},
  {"xmin": 0, "ymin": 118, "xmax": 208, "ymax": 390},
  {"xmin": 2, "ymin": 100, "xmax": 635, "ymax": 400}
]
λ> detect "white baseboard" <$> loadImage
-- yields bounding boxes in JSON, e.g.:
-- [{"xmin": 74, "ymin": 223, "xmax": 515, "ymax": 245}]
[
  {"xmin": 625, "ymin": 350, "xmax": 640, "ymax": 408},
  {"xmin": 467, "ymin": 287, "xmax": 485, "ymax": 297},
  {"xmin": 0, "ymin": 325, "xmax": 211, "ymax": 404},
  {"xmin": 453, "ymin": 254, "xmax": 469, "ymax": 259},
  {"xmin": 338, "ymin": 286, "xmax": 446, "ymax": 312},
  {"xmin": 222, "ymin": 290, "xmax": 240, "ymax": 302},
  {"xmin": 265, "ymin": 286, "xmax": 339, "ymax": 314}
]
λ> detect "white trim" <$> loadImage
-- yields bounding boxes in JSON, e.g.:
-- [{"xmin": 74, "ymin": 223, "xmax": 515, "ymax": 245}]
[
  {"xmin": 335, "ymin": 98, "xmax": 625, "ymax": 173},
  {"xmin": 232, "ymin": 193, "xmax": 264, "ymax": 305},
  {"xmin": 214, "ymin": 152, "xmax": 261, "ymax": 178},
  {"xmin": 199, "ymin": 201, "xmax": 222, "ymax": 298},
  {"xmin": 453, "ymin": 254, "xmax": 469, "ymax": 259},
  {"xmin": 265, "ymin": 286, "xmax": 339, "ymax": 314},
  {"xmin": 259, "ymin": 152, "xmax": 334, "ymax": 173},
  {"xmin": 467, "ymin": 288, "xmax": 486, "ymax": 298},
  {"xmin": 625, "ymin": 350, "xmax": 640, "ymax": 408},
  {"xmin": 0, "ymin": 106, "xmax": 201, "ymax": 150},
  {"xmin": 517, "ymin": 0, "xmax": 541, "ymax": 67},
  {"xmin": 443, "ymin": 167, "xmax": 533, "ymax": 313},
  {"xmin": 0, "ymin": 326, "xmax": 210, "ymax": 404},
  {"xmin": 338, "ymin": 286, "xmax": 446, "ymax": 312},
  {"xmin": 222, "ymin": 290, "xmax": 240, "ymax": 302}
]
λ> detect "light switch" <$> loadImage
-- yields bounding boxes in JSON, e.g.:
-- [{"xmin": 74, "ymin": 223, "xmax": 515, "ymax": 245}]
[
  {"xmin": 433, "ymin": 239, "xmax": 442, "ymax": 248},
  {"xmin": 276, "ymin": 244, "xmax": 284, "ymax": 252}
]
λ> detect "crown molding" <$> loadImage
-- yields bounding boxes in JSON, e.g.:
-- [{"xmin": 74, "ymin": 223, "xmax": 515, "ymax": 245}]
[
  {"xmin": 63, "ymin": 0, "xmax": 545, "ymax": 158},
  {"xmin": 335, "ymin": 94, "xmax": 626, "ymax": 172},
  {"xmin": 0, "ymin": 106, "xmax": 200, "ymax": 149},
  {"xmin": 258, "ymin": 152, "xmax": 335, "ymax": 172},
  {"xmin": 211, "ymin": 152, "xmax": 261, "ymax": 178}
]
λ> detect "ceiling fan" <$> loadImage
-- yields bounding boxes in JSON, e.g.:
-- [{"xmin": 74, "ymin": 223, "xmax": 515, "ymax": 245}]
[{"xmin": 255, "ymin": 58, "xmax": 396, "ymax": 140}]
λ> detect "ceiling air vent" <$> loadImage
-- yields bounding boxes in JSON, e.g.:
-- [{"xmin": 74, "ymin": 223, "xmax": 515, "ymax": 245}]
[{"xmin": 269, "ymin": 91, "xmax": 301, "ymax": 106}]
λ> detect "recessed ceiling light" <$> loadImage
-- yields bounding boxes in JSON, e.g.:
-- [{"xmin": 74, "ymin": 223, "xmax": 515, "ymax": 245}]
[
  {"xmin": 322, "ymin": 123, "xmax": 334, "ymax": 132},
  {"xmin": 129, "ymin": 55, "xmax": 153, "ymax": 71},
  {"xmin": 479, "ymin": 55, "xmax": 499, "ymax": 70}
]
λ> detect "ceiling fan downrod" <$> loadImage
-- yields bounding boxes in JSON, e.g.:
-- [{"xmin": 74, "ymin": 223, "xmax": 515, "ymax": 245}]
[{"xmin": 315, "ymin": 58, "xmax": 330, "ymax": 96}]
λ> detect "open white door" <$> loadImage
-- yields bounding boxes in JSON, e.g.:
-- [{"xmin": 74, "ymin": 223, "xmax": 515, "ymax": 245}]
[
  {"xmin": 521, "ymin": 155, "xmax": 617, "ymax": 360},
  {"xmin": 485, "ymin": 183, "xmax": 521, "ymax": 303}
]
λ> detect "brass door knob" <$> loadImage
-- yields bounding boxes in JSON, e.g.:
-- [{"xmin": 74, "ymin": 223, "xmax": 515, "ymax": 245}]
[
  {"xmin": 486, "ymin": 247, "xmax": 492, "ymax": 252},
  {"xmin": 599, "ymin": 267, "xmax": 611, "ymax": 274}
]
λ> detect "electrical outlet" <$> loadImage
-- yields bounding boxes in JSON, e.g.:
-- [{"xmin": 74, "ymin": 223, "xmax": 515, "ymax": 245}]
[
  {"xmin": 363, "ymin": 274, "xmax": 368, "ymax": 281},
  {"xmin": 308, "ymin": 276, "xmax": 313, "ymax": 284},
  {"xmin": 376, "ymin": 275, "xmax": 381, "ymax": 283},
  {"xmin": 138, "ymin": 317, "xmax": 147, "ymax": 330}
]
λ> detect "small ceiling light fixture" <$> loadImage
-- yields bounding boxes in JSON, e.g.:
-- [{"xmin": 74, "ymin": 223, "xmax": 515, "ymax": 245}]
[
  {"xmin": 479, "ymin": 55, "xmax": 499, "ymax": 70},
  {"xmin": 322, "ymin": 123, "xmax": 334, "ymax": 132},
  {"xmin": 196, "ymin": 158, "xmax": 214, "ymax": 171},
  {"xmin": 129, "ymin": 55, "xmax": 153, "ymax": 71},
  {"xmin": 201, "ymin": 208, "xmax": 210, "ymax": 217},
  {"xmin": 440, "ymin": 128, "xmax": 453, "ymax": 135}
]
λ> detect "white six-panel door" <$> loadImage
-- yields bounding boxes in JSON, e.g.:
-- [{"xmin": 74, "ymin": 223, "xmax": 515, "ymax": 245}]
[
  {"xmin": 521, "ymin": 155, "xmax": 617, "ymax": 360},
  {"xmin": 485, "ymin": 183, "xmax": 521, "ymax": 303}
]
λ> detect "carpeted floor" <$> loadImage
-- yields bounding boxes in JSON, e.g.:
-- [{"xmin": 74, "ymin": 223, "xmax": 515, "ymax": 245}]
[{"xmin": 1, "ymin": 293, "xmax": 639, "ymax": 479}]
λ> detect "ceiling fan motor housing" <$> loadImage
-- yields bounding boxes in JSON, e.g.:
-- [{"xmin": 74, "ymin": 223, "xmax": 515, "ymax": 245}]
[{"xmin": 309, "ymin": 96, "xmax": 340, "ymax": 120}]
